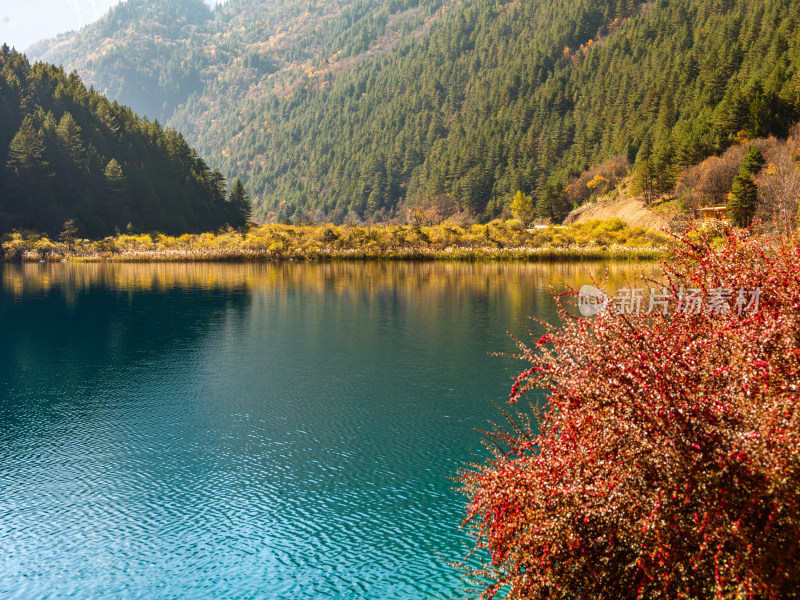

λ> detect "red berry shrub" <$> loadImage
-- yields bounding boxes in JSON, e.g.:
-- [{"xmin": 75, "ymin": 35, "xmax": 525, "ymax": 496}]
[{"xmin": 461, "ymin": 228, "xmax": 800, "ymax": 599}]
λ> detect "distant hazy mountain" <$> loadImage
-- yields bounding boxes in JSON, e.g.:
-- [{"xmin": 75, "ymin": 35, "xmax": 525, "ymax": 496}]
[
  {"xmin": 1, "ymin": 0, "xmax": 122, "ymax": 53},
  {"xmin": 28, "ymin": 0, "xmax": 800, "ymax": 223},
  {"xmin": 1, "ymin": 0, "xmax": 229, "ymax": 53}
]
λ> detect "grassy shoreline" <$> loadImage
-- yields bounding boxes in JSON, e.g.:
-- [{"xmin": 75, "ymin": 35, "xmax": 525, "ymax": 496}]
[{"xmin": 2, "ymin": 219, "xmax": 670, "ymax": 263}]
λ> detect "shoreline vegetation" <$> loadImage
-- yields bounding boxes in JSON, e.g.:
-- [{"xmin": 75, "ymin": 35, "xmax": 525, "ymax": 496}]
[
  {"xmin": 1, "ymin": 218, "xmax": 669, "ymax": 263},
  {"xmin": 460, "ymin": 229, "xmax": 800, "ymax": 598}
]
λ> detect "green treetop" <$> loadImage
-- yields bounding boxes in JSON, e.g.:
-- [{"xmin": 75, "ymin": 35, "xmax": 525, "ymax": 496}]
[
  {"xmin": 229, "ymin": 178, "xmax": 252, "ymax": 227},
  {"xmin": 727, "ymin": 146, "xmax": 766, "ymax": 227}
]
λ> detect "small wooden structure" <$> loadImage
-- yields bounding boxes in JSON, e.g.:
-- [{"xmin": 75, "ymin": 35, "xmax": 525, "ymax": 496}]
[{"xmin": 698, "ymin": 205, "xmax": 729, "ymax": 222}]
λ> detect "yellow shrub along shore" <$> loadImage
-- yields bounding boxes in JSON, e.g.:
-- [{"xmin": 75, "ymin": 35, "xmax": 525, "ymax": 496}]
[{"xmin": 1, "ymin": 218, "xmax": 670, "ymax": 262}]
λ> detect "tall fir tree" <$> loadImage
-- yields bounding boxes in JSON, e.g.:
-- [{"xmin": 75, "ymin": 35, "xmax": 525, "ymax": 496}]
[
  {"xmin": 228, "ymin": 179, "xmax": 252, "ymax": 226},
  {"xmin": 4, "ymin": 115, "xmax": 54, "ymax": 225},
  {"xmin": 727, "ymin": 146, "xmax": 766, "ymax": 227},
  {"xmin": 103, "ymin": 158, "xmax": 129, "ymax": 228}
]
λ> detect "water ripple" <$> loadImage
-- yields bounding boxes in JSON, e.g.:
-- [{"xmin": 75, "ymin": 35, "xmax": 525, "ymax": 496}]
[{"xmin": 0, "ymin": 261, "xmax": 640, "ymax": 599}]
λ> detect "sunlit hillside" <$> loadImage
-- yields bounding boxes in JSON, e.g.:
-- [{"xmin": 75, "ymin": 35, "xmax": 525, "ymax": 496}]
[{"xmin": 30, "ymin": 0, "xmax": 800, "ymax": 224}]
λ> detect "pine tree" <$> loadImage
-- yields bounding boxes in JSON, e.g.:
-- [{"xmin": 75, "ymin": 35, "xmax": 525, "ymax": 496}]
[
  {"xmin": 7, "ymin": 116, "xmax": 47, "ymax": 174},
  {"xmin": 104, "ymin": 159, "xmax": 126, "ymax": 191},
  {"xmin": 631, "ymin": 158, "xmax": 656, "ymax": 205},
  {"xmin": 740, "ymin": 144, "xmax": 767, "ymax": 174},
  {"xmin": 55, "ymin": 112, "xmax": 85, "ymax": 167},
  {"xmin": 103, "ymin": 158, "xmax": 129, "ymax": 228},
  {"xmin": 209, "ymin": 169, "xmax": 227, "ymax": 203},
  {"xmin": 727, "ymin": 146, "xmax": 765, "ymax": 227},
  {"xmin": 4, "ymin": 115, "xmax": 54, "ymax": 224},
  {"xmin": 228, "ymin": 178, "xmax": 252, "ymax": 227}
]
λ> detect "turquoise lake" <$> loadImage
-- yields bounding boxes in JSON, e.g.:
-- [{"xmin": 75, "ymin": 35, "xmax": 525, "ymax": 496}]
[{"xmin": 0, "ymin": 261, "xmax": 651, "ymax": 599}]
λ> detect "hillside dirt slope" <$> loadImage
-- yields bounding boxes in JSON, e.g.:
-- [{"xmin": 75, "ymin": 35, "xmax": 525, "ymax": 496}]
[{"xmin": 564, "ymin": 193, "xmax": 675, "ymax": 232}]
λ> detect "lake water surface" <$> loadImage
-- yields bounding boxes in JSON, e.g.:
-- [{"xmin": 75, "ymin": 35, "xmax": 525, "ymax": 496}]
[{"xmin": 0, "ymin": 261, "xmax": 652, "ymax": 599}]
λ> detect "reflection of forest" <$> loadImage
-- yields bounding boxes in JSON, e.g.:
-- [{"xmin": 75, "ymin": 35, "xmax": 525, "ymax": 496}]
[
  {"xmin": 1, "ymin": 261, "xmax": 661, "ymax": 302},
  {"xmin": 0, "ymin": 266, "xmax": 252, "ymax": 404}
]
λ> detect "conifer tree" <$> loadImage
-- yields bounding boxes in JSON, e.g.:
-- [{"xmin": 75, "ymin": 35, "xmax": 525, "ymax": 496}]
[
  {"xmin": 104, "ymin": 159, "xmax": 126, "ymax": 191},
  {"xmin": 209, "ymin": 169, "xmax": 227, "ymax": 203},
  {"xmin": 103, "ymin": 158, "xmax": 129, "ymax": 227},
  {"xmin": 4, "ymin": 115, "xmax": 54, "ymax": 223},
  {"xmin": 55, "ymin": 112, "xmax": 85, "ymax": 167},
  {"xmin": 631, "ymin": 158, "xmax": 656, "ymax": 205},
  {"xmin": 228, "ymin": 178, "xmax": 252, "ymax": 226},
  {"xmin": 7, "ymin": 116, "xmax": 47, "ymax": 174},
  {"xmin": 727, "ymin": 146, "xmax": 766, "ymax": 227}
]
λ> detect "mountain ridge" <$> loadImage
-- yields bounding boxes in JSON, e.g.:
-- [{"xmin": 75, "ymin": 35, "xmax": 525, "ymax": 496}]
[{"xmin": 27, "ymin": 0, "xmax": 800, "ymax": 223}]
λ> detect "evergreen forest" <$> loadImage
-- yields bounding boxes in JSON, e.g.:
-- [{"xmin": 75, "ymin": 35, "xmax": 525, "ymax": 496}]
[
  {"xmin": 0, "ymin": 46, "xmax": 249, "ymax": 237},
  {"xmin": 29, "ymin": 0, "xmax": 800, "ymax": 224}
]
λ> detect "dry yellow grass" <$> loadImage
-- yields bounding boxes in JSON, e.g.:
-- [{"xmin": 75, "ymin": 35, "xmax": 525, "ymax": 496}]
[{"xmin": 2, "ymin": 218, "xmax": 670, "ymax": 263}]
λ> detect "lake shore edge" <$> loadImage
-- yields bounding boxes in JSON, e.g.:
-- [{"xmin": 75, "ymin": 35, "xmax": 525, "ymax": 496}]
[
  {"xmin": 3, "ymin": 245, "xmax": 667, "ymax": 263},
  {"xmin": 1, "ymin": 219, "xmax": 670, "ymax": 263}
]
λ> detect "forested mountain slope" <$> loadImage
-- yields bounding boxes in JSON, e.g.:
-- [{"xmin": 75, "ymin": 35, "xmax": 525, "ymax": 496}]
[
  {"xmin": 31, "ymin": 0, "xmax": 446, "ymax": 124},
  {"xmin": 29, "ymin": 0, "xmax": 800, "ymax": 223},
  {"xmin": 0, "ymin": 47, "xmax": 247, "ymax": 236}
]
